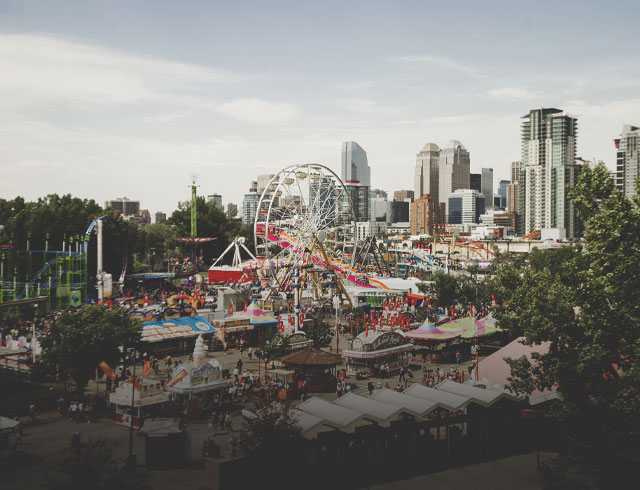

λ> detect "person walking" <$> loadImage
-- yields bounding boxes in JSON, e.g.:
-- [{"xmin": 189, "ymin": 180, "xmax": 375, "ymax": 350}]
[
  {"xmin": 367, "ymin": 381, "xmax": 375, "ymax": 396},
  {"xmin": 456, "ymin": 350, "xmax": 461, "ymax": 364},
  {"xmin": 399, "ymin": 365, "xmax": 405, "ymax": 382}
]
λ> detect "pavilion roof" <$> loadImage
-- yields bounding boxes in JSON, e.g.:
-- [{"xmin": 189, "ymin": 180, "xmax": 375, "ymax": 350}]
[{"xmin": 280, "ymin": 347, "xmax": 341, "ymax": 367}]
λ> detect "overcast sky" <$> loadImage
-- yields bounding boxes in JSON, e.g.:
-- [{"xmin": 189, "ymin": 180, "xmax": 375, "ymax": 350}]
[{"xmin": 1, "ymin": 0, "xmax": 640, "ymax": 215}]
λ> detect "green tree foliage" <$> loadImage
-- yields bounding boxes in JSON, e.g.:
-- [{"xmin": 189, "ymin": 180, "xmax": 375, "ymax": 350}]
[
  {"xmin": 306, "ymin": 310, "xmax": 334, "ymax": 348},
  {"xmin": 417, "ymin": 269, "xmax": 491, "ymax": 311},
  {"xmin": 493, "ymin": 162, "xmax": 640, "ymax": 489},
  {"xmin": 239, "ymin": 400, "xmax": 304, "ymax": 489},
  {"xmin": 0, "ymin": 194, "xmax": 101, "ymax": 251},
  {"xmin": 239, "ymin": 399, "xmax": 302, "ymax": 455},
  {"xmin": 417, "ymin": 270, "xmax": 458, "ymax": 308},
  {"xmin": 39, "ymin": 305, "xmax": 142, "ymax": 396},
  {"xmin": 48, "ymin": 437, "xmax": 150, "ymax": 490},
  {"xmin": 258, "ymin": 328, "xmax": 289, "ymax": 360}
]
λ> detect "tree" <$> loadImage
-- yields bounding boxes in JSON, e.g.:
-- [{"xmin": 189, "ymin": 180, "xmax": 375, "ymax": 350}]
[
  {"xmin": 259, "ymin": 328, "xmax": 289, "ymax": 360},
  {"xmin": 306, "ymin": 310, "xmax": 333, "ymax": 348},
  {"xmin": 39, "ymin": 305, "xmax": 142, "ymax": 396},
  {"xmin": 48, "ymin": 437, "xmax": 150, "ymax": 490},
  {"xmin": 417, "ymin": 270, "xmax": 459, "ymax": 309},
  {"xmin": 493, "ymin": 162, "xmax": 640, "ymax": 489},
  {"xmin": 239, "ymin": 400, "xmax": 304, "ymax": 489}
]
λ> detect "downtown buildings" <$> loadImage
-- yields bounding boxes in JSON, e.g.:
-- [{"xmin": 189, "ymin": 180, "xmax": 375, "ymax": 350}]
[
  {"xmin": 518, "ymin": 108, "xmax": 582, "ymax": 239},
  {"xmin": 615, "ymin": 124, "xmax": 640, "ymax": 198}
]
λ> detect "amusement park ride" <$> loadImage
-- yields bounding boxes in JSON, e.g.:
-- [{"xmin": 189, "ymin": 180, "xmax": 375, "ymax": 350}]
[
  {"xmin": 0, "ymin": 214, "xmax": 127, "ymax": 311},
  {"xmin": 207, "ymin": 163, "xmax": 500, "ymax": 317}
]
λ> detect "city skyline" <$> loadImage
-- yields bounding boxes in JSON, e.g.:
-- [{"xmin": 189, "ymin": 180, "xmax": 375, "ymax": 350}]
[{"xmin": 1, "ymin": 1, "xmax": 640, "ymax": 214}]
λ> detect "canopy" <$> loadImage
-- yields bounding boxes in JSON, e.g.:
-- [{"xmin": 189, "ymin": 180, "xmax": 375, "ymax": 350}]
[
  {"xmin": 140, "ymin": 316, "xmax": 216, "ymax": 343},
  {"xmin": 232, "ymin": 302, "xmax": 277, "ymax": 326},
  {"xmin": 405, "ymin": 321, "xmax": 462, "ymax": 340},
  {"xmin": 460, "ymin": 323, "xmax": 498, "ymax": 338}
]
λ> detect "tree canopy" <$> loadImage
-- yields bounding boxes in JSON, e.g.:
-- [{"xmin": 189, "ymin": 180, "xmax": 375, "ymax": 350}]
[
  {"xmin": 39, "ymin": 305, "xmax": 142, "ymax": 396},
  {"xmin": 493, "ymin": 162, "xmax": 640, "ymax": 489},
  {"xmin": 306, "ymin": 310, "xmax": 334, "ymax": 348}
]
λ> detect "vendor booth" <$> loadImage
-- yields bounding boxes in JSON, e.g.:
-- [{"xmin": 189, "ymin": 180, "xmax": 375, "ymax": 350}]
[
  {"xmin": 280, "ymin": 347, "xmax": 341, "ymax": 393},
  {"xmin": 166, "ymin": 335, "xmax": 227, "ymax": 417},
  {"xmin": 213, "ymin": 302, "xmax": 277, "ymax": 348},
  {"xmin": 140, "ymin": 315, "xmax": 217, "ymax": 357},
  {"xmin": 342, "ymin": 330, "xmax": 414, "ymax": 377},
  {"xmin": 109, "ymin": 378, "xmax": 169, "ymax": 429}
]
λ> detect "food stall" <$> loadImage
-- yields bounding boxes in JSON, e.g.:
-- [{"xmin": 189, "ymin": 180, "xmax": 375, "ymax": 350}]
[
  {"xmin": 211, "ymin": 315, "xmax": 253, "ymax": 348},
  {"xmin": 140, "ymin": 315, "xmax": 217, "ymax": 357},
  {"xmin": 342, "ymin": 330, "xmax": 414, "ymax": 377},
  {"xmin": 280, "ymin": 347, "xmax": 341, "ymax": 393},
  {"xmin": 108, "ymin": 378, "xmax": 169, "ymax": 429},
  {"xmin": 165, "ymin": 335, "xmax": 227, "ymax": 417}
]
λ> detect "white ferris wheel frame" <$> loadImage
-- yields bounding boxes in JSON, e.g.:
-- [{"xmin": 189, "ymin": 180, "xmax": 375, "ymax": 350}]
[{"xmin": 253, "ymin": 163, "xmax": 358, "ymax": 283}]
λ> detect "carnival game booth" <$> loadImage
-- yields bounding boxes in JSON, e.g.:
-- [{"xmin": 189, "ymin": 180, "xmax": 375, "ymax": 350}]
[
  {"xmin": 213, "ymin": 302, "xmax": 278, "ymax": 348},
  {"xmin": 140, "ymin": 315, "xmax": 217, "ymax": 357},
  {"xmin": 109, "ymin": 378, "xmax": 169, "ymax": 429},
  {"xmin": 166, "ymin": 336, "xmax": 227, "ymax": 417},
  {"xmin": 280, "ymin": 347, "xmax": 341, "ymax": 394},
  {"xmin": 342, "ymin": 330, "xmax": 414, "ymax": 377}
]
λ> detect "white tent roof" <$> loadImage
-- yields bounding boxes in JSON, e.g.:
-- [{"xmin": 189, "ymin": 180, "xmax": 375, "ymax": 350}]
[
  {"xmin": 333, "ymin": 392, "xmax": 402, "ymax": 424},
  {"xmin": 403, "ymin": 383, "xmax": 472, "ymax": 412},
  {"xmin": 370, "ymin": 388, "xmax": 439, "ymax": 417},
  {"xmin": 291, "ymin": 409, "xmax": 325, "ymax": 435},
  {"xmin": 297, "ymin": 397, "xmax": 364, "ymax": 430},
  {"xmin": 436, "ymin": 379, "xmax": 513, "ymax": 407}
]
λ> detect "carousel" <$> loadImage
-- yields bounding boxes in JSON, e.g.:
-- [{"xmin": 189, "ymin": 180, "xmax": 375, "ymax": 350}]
[{"xmin": 342, "ymin": 329, "xmax": 414, "ymax": 377}]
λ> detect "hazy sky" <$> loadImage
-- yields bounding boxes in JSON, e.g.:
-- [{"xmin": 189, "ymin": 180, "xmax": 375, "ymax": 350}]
[{"xmin": 2, "ymin": 0, "xmax": 640, "ymax": 215}]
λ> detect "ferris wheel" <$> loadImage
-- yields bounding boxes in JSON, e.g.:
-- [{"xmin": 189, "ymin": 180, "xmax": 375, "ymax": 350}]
[{"xmin": 253, "ymin": 163, "xmax": 357, "ymax": 304}]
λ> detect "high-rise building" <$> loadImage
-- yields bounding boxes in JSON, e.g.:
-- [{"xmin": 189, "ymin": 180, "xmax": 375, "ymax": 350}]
[
  {"xmin": 481, "ymin": 168, "xmax": 494, "ymax": 210},
  {"xmin": 470, "ymin": 173, "xmax": 482, "ymax": 192},
  {"xmin": 257, "ymin": 174, "xmax": 275, "ymax": 194},
  {"xmin": 371, "ymin": 196, "xmax": 388, "ymax": 222},
  {"xmin": 447, "ymin": 189, "xmax": 485, "ymax": 224},
  {"xmin": 507, "ymin": 183, "xmax": 519, "ymax": 214},
  {"xmin": 226, "ymin": 203, "xmax": 238, "ymax": 218},
  {"xmin": 242, "ymin": 181, "xmax": 259, "ymax": 225},
  {"xmin": 508, "ymin": 161, "xmax": 522, "ymax": 225},
  {"xmin": 498, "ymin": 180, "xmax": 509, "ymax": 209},
  {"xmin": 154, "ymin": 212, "xmax": 167, "ymax": 224},
  {"xmin": 410, "ymin": 194, "xmax": 446, "ymax": 235},
  {"xmin": 105, "ymin": 197, "xmax": 140, "ymax": 216},
  {"xmin": 207, "ymin": 194, "xmax": 223, "ymax": 210},
  {"xmin": 439, "ymin": 140, "xmax": 470, "ymax": 215},
  {"xmin": 393, "ymin": 190, "xmax": 414, "ymax": 202},
  {"xmin": 344, "ymin": 181, "xmax": 370, "ymax": 222},
  {"xmin": 615, "ymin": 124, "xmax": 640, "ymax": 198},
  {"xmin": 510, "ymin": 161, "xmax": 522, "ymax": 184},
  {"xmin": 414, "ymin": 143, "xmax": 440, "ymax": 203},
  {"xmin": 341, "ymin": 142, "xmax": 370, "ymax": 187},
  {"xmin": 519, "ymin": 108, "xmax": 582, "ymax": 238},
  {"xmin": 389, "ymin": 200, "xmax": 410, "ymax": 223}
]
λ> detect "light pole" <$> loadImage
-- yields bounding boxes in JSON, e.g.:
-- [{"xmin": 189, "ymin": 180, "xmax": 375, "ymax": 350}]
[{"xmin": 333, "ymin": 294, "xmax": 340, "ymax": 355}]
